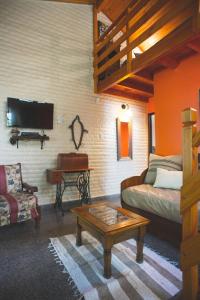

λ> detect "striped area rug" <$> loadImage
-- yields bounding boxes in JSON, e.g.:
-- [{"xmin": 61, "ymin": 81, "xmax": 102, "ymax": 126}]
[{"xmin": 50, "ymin": 232, "xmax": 182, "ymax": 300}]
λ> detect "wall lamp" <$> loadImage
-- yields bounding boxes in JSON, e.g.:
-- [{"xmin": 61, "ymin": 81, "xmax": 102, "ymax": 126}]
[
  {"xmin": 121, "ymin": 103, "xmax": 129, "ymax": 110},
  {"xmin": 119, "ymin": 103, "xmax": 132, "ymax": 122}
]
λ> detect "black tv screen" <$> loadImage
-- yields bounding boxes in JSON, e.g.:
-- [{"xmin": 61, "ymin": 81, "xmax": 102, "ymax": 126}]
[{"xmin": 7, "ymin": 98, "xmax": 54, "ymax": 129}]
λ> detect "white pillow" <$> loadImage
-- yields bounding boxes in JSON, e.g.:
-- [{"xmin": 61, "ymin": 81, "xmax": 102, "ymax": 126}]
[
  {"xmin": 153, "ymin": 168, "xmax": 183, "ymax": 190},
  {"xmin": 144, "ymin": 153, "xmax": 182, "ymax": 184}
]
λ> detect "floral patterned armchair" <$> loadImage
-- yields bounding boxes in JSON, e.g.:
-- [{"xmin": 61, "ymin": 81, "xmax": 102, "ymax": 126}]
[{"xmin": 0, "ymin": 163, "xmax": 40, "ymax": 227}]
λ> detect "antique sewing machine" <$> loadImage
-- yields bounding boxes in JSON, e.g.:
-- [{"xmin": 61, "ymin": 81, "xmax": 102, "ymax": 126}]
[{"xmin": 47, "ymin": 153, "xmax": 93, "ymax": 214}]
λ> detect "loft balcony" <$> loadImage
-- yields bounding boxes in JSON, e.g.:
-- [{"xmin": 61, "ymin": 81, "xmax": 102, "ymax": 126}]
[{"xmin": 94, "ymin": 0, "xmax": 200, "ymax": 101}]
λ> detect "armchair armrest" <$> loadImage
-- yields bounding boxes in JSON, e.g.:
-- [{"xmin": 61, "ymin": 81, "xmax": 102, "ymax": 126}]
[
  {"xmin": 121, "ymin": 169, "xmax": 148, "ymax": 192},
  {"xmin": 22, "ymin": 182, "xmax": 38, "ymax": 194}
]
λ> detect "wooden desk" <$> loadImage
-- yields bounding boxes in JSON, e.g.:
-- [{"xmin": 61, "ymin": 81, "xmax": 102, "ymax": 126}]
[{"xmin": 47, "ymin": 168, "xmax": 93, "ymax": 214}]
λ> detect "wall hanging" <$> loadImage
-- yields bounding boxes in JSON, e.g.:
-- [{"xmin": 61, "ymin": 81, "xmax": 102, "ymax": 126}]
[{"xmin": 69, "ymin": 115, "xmax": 88, "ymax": 150}]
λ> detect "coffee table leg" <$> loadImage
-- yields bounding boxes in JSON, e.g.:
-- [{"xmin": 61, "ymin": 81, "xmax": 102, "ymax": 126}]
[
  {"xmin": 76, "ymin": 217, "xmax": 82, "ymax": 247},
  {"xmin": 104, "ymin": 248, "xmax": 111, "ymax": 279},
  {"xmin": 136, "ymin": 226, "xmax": 146, "ymax": 263}
]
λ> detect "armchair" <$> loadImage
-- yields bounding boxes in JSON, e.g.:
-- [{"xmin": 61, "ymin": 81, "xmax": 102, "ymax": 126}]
[{"xmin": 0, "ymin": 163, "xmax": 40, "ymax": 227}]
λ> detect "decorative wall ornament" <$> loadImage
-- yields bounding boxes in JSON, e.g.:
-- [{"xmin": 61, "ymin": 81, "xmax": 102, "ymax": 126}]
[{"xmin": 69, "ymin": 115, "xmax": 88, "ymax": 150}]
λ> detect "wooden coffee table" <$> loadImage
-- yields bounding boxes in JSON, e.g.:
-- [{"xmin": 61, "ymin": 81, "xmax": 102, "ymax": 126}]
[{"xmin": 71, "ymin": 203, "xmax": 150, "ymax": 278}]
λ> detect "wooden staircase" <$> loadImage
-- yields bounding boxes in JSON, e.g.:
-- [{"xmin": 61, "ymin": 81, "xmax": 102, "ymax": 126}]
[
  {"xmin": 181, "ymin": 108, "xmax": 200, "ymax": 300},
  {"xmin": 93, "ymin": 0, "xmax": 200, "ymax": 101}
]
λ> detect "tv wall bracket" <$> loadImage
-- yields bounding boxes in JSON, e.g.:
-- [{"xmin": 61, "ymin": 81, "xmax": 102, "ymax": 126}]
[{"xmin": 9, "ymin": 134, "xmax": 49, "ymax": 149}]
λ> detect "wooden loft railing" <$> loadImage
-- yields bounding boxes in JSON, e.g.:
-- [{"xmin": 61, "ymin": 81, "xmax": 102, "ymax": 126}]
[
  {"xmin": 181, "ymin": 108, "xmax": 200, "ymax": 300},
  {"xmin": 93, "ymin": 0, "xmax": 200, "ymax": 100}
]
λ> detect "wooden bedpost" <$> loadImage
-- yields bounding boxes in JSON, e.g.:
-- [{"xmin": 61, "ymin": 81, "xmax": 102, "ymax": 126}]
[{"xmin": 181, "ymin": 108, "xmax": 199, "ymax": 300}]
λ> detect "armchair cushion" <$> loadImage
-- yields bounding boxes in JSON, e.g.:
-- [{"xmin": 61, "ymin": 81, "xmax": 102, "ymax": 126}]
[
  {"xmin": 0, "ymin": 163, "xmax": 39, "ymax": 227},
  {"xmin": 0, "ymin": 163, "xmax": 22, "ymax": 194},
  {"xmin": 122, "ymin": 184, "xmax": 181, "ymax": 223},
  {"xmin": 0, "ymin": 192, "xmax": 38, "ymax": 226}
]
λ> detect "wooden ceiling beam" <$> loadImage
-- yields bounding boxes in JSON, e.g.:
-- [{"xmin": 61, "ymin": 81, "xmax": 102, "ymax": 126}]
[
  {"xmin": 96, "ymin": 0, "xmax": 105, "ymax": 10},
  {"xmin": 118, "ymin": 78, "xmax": 154, "ymax": 95},
  {"xmin": 130, "ymin": 73, "xmax": 153, "ymax": 85},
  {"xmin": 103, "ymin": 87, "xmax": 148, "ymax": 102},
  {"xmin": 45, "ymin": 0, "xmax": 95, "ymax": 4},
  {"xmin": 187, "ymin": 41, "xmax": 200, "ymax": 53},
  {"xmin": 159, "ymin": 56, "xmax": 179, "ymax": 69},
  {"xmin": 116, "ymin": 83, "xmax": 153, "ymax": 98}
]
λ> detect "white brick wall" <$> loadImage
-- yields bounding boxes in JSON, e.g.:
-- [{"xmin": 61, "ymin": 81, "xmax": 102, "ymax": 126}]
[{"xmin": 0, "ymin": 0, "xmax": 148, "ymax": 205}]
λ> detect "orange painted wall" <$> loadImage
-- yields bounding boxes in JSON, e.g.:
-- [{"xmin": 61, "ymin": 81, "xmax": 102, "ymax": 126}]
[
  {"xmin": 147, "ymin": 98, "xmax": 155, "ymax": 113},
  {"xmin": 150, "ymin": 54, "xmax": 200, "ymax": 156},
  {"xmin": 120, "ymin": 122, "xmax": 129, "ymax": 157}
]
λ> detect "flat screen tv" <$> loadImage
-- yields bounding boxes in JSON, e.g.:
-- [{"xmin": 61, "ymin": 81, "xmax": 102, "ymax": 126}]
[{"xmin": 7, "ymin": 98, "xmax": 54, "ymax": 129}]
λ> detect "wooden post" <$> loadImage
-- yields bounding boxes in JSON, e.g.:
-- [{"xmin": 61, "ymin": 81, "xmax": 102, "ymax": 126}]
[
  {"xmin": 181, "ymin": 108, "xmax": 198, "ymax": 300},
  {"xmin": 193, "ymin": 0, "xmax": 200, "ymax": 32},
  {"xmin": 93, "ymin": 5, "xmax": 98, "ymax": 93}
]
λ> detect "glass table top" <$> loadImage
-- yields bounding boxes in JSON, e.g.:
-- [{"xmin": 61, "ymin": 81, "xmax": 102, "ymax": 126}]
[{"xmin": 88, "ymin": 205, "xmax": 131, "ymax": 225}]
